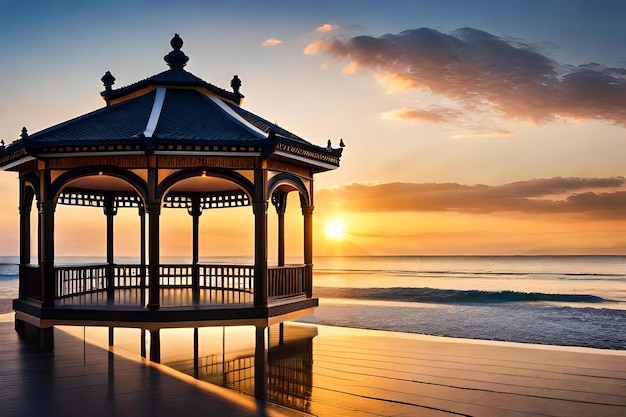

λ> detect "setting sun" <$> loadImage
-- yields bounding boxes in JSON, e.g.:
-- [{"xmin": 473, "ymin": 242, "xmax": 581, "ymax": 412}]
[{"xmin": 325, "ymin": 220, "xmax": 345, "ymax": 239}]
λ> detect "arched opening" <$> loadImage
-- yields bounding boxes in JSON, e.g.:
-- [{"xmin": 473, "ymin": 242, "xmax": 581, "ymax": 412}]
[
  {"xmin": 159, "ymin": 172, "xmax": 255, "ymax": 306},
  {"xmin": 52, "ymin": 173, "xmax": 147, "ymax": 306}
]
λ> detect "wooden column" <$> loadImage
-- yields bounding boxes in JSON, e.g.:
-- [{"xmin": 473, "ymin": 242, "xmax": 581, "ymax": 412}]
[
  {"xmin": 104, "ymin": 194, "xmax": 117, "ymax": 301},
  {"xmin": 253, "ymin": 168, "xmax": 268, "ymax": 306},
  {"xmin": 18, "ymin": 179, "xmax": 31, "ymax": 267},
  {"xmin": 147, "ymin": 158, "xmax": 161, "ymax": 310},
  {"xmin": 302, "ymin": 205, "xmax": 314, "ymax": 298},
  {"xmin": 146, "ymin": 202, "xmax": 160, "ymax": 309},
  {"xmin": 189, "ymin": 195, "xmax": 202, "ymax": 303},
  {"xmin": 19, "ymin": 180, "xmax": 32, "ymax": 299},
  {"xmin": 139, "ymin": 206, "xmax": 146, "ymax": 305},
  {"xmin": 272, "ymin": 191, "xmax": 287, "ymax": 267},
  {"xmin": 39, "ymin": 168, "xmax": 55, "ymax": 306}
]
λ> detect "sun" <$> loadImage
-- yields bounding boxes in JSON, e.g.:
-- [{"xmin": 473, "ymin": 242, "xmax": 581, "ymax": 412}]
[{"xmin": 325, "ymin": 220, "xmax": 345, "ymax": 239}]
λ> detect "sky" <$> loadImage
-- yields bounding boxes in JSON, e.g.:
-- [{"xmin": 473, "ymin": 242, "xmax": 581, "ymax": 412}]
[{"xmin": 1, "ymin": 0, "xmax": 625, "ymax": 257}]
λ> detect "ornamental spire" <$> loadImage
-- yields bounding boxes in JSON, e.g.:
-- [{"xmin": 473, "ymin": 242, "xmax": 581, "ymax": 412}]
[{"xmin": 164, "ymin": 33, "xmax": 189, "ymax": 69}]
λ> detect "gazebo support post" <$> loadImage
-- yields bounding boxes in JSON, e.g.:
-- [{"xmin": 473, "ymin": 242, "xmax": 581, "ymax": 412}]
[
  {"xmin": 190, "ymin": 195, "xmax": 202, "ymax": 304},
  {"xmin": 18, "ymin": 178, "xmax": 32, "ymax": 298},
  {"xmin": 139, "ymin": 207, "xmax": 146, "ymax": 305},
  {"xmin": 253, "ymin": 168, "xmax": 268, "ymax": 307},
  {"xmin": 39, "ymin": 170, "xmax": 56, "ymax": 307},
  {"xmin": 104, "ymin": 194, "xmax": 116, "ymax": 302},
  {"xmin": 147, "ymin": 202, "xmax": 160, "ymax": 310},
  {"xmin": 273, "ymin": 191, "xmax": 288, "ymax": 267},
  {"xmin": 302, "ymin": 205, "xmax": 314, "ymax": 298}
]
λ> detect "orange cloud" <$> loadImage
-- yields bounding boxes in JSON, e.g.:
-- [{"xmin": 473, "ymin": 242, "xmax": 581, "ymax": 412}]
[
  {"xmin": 316, "ymin": 177, "xmax": 626, "ymax": 218},
  {"xmin": 381, "ymin": 106, "xmax": 462, "ymax": 123},
  {"xmin": 316, "ymin": 23, "xmax": 339, "ymax": 33},
  {"xmin": 305, "ymin": 27, "xmax": 626, "ymax": 126},
  {"xmin": 262, "ymin": 38, "xmax": 283, "ymax": 47}
]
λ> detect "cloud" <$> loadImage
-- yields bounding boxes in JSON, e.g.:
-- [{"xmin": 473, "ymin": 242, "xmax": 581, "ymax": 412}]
[
  {"xmin": 305, "ymin": 27, "xmax": 626, "ymax": 127},
  {"xmin": 262, "ymin": 38, "xmax": 283, "ymax": 47},
  {"xmin": 316, "ymin": 177, "xmax": 626, "ymax": 217},
  {"xmin": 381, "ymin": 106, "xmax": 462, "ymax": 123},
  {"xmin": 316, "ymin": 23, "xmax": 339, "ymax": 33}
]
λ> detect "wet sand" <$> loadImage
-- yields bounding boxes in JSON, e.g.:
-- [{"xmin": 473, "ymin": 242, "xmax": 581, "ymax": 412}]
[{"xmin": 2, "ymin": 302, "xmax": 625, "ymax": 416}]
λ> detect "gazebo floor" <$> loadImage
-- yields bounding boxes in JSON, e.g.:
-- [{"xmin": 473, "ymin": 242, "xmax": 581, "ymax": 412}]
[
  {"xmin": 56, "ymin": 287, "xmax": 255, "ymax": 307},
  {"xmin": 12, "ymin": 288, "xmax": 318, "ymax": 330}
]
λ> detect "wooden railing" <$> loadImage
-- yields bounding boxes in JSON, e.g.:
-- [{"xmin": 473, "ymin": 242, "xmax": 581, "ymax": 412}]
[
  {"xmin": 52, "ymin": 263, "xmax": 310, "ymax": 302},
  {"xmin": 268, "ymin": 265, "xmax": 309, "ymax": 299},
  {"xmin": 200, "ymin": 264, "xmax": 254, "ymax": 293},
  {"xmin": 55, "ymin": 264, "xmax": 108, "ymax": 299},
  {"xmin": 114, "ymin": 264, "xmax": 145, "ymax": 288}
]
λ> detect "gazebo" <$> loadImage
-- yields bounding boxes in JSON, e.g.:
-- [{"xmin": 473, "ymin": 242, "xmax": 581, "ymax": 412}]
[{"xmin": 0, "ymin": 34, "xmax": 343, "ymax": 348}]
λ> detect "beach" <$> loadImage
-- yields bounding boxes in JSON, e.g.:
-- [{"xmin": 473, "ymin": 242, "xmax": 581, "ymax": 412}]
[{"xmin": 1, "ymin": 310, "xmax": 625, "ymax": 416}]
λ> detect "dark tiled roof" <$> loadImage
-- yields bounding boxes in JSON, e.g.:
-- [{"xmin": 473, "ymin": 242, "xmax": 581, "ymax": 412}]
[
  {"xmin": 152, "ymin": 89, "xmax": 265, "ymax": 142},
  {"xmin": 21, "ymin": 87, "xmax": 314, "ymax": 148},
  {"xmin": 27, "ymin": 90, "xmax": 156, "ymax": 144},
  {"xmin": 225, "ymin": 102, "xmax": 310, "ymax": 144}
]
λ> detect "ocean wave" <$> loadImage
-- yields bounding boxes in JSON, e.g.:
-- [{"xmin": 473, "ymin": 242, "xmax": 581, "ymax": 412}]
[
  {"xmin": 315, "ymin": 268, "xmax": 626, "ymax": 279},
  {"xmin": 313, "ymin": 287, "xmax": 606, "ymax": 304}
]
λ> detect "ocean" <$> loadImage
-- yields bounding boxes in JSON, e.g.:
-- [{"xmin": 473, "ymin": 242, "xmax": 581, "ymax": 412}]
[{"xmin": 2, "ymin": 255, "xmax": 625, "ymax": 350}]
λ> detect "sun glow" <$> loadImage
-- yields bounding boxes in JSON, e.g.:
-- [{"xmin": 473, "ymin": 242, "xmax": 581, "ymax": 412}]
[{"xmin": 325, "ymin": 220, "xmax": 345, "ymax": 239}]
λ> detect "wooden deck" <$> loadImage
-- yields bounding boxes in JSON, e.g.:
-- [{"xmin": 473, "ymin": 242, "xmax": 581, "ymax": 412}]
[{"xmin": 0, "ymin": 318, "xmax": 304, "ymax": 417}]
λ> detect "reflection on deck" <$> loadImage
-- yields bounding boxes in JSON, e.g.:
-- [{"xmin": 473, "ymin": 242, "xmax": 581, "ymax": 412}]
[{"xmin": 161, "ymin": 324, "xmax": 316, "ymax": 413}]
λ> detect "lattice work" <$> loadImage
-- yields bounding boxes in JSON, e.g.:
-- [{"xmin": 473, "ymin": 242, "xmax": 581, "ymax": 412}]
[
  {"xmin": 58, "ymin": 188, "xmax": 142, "ymax": 208},
  {"xmin": 201, "ymin": 192, "xmax": 250, "ymax": 209},
  {"xmin": 163, "ymin": 191, "xmax": 250, "ymax": 209},
  {"xmin": 58, "ymin": 190, "xmax": 106, "ymax": 207}
]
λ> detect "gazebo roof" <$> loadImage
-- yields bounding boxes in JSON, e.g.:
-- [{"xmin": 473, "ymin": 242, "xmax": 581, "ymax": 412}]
[{"xmin": 0, "ymin": 34, "xmax": 342, "ymax": 172}]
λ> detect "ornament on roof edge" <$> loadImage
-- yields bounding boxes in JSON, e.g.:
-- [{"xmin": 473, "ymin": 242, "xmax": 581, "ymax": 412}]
[
  {"xmin": 101, "ymin": 71, "xmax": 116, "ymax": 91},
  {"xmin": 164, "ymin": 33, "xmax": 189, "ymax": 69}
]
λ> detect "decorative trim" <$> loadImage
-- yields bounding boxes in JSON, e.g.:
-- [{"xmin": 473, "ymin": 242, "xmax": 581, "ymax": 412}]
[
  {"xmin": 273, "ymin": 150, "xmax": 338, "ymax": 171},
  {"xmin": 158, "ymin": 155, "xmax": 256, "ymax": 169},
  {"xmin": 0, "ymin": 152, "xmax": 34, "ymax": 170},
  {"xmin": 48, "ymin": 155, "xmax": 148, "ymax": 169},
  {"xmin": 143, "ymin": 87, "xmax": 166, "ymax": 138},
  {"xmin": 207, "ymin": 96, "xmax": 267, "ymax": 138},
  {"xmin": 274, "ymin": 142, "xmax": 339, "ymax": 165}
]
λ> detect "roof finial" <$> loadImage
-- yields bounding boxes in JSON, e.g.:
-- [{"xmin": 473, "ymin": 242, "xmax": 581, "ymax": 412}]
[
  {"xmin": 21, "ymin": 127, "xmax": 28, "ymax": 140},
  {"xmin": 231, "ymin": 75, "xmax": 241, "ymax": 95},
  {"xmin": 101, "ymin": 71, "xmax": 115, "ymax": 91},
  {"xmin": 164, "ymin": 33, "xmax": 189, "ymax": 69},
  {"xmin": 100, "ymin": 71, "xmax": 116, "ymax": 106}
]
